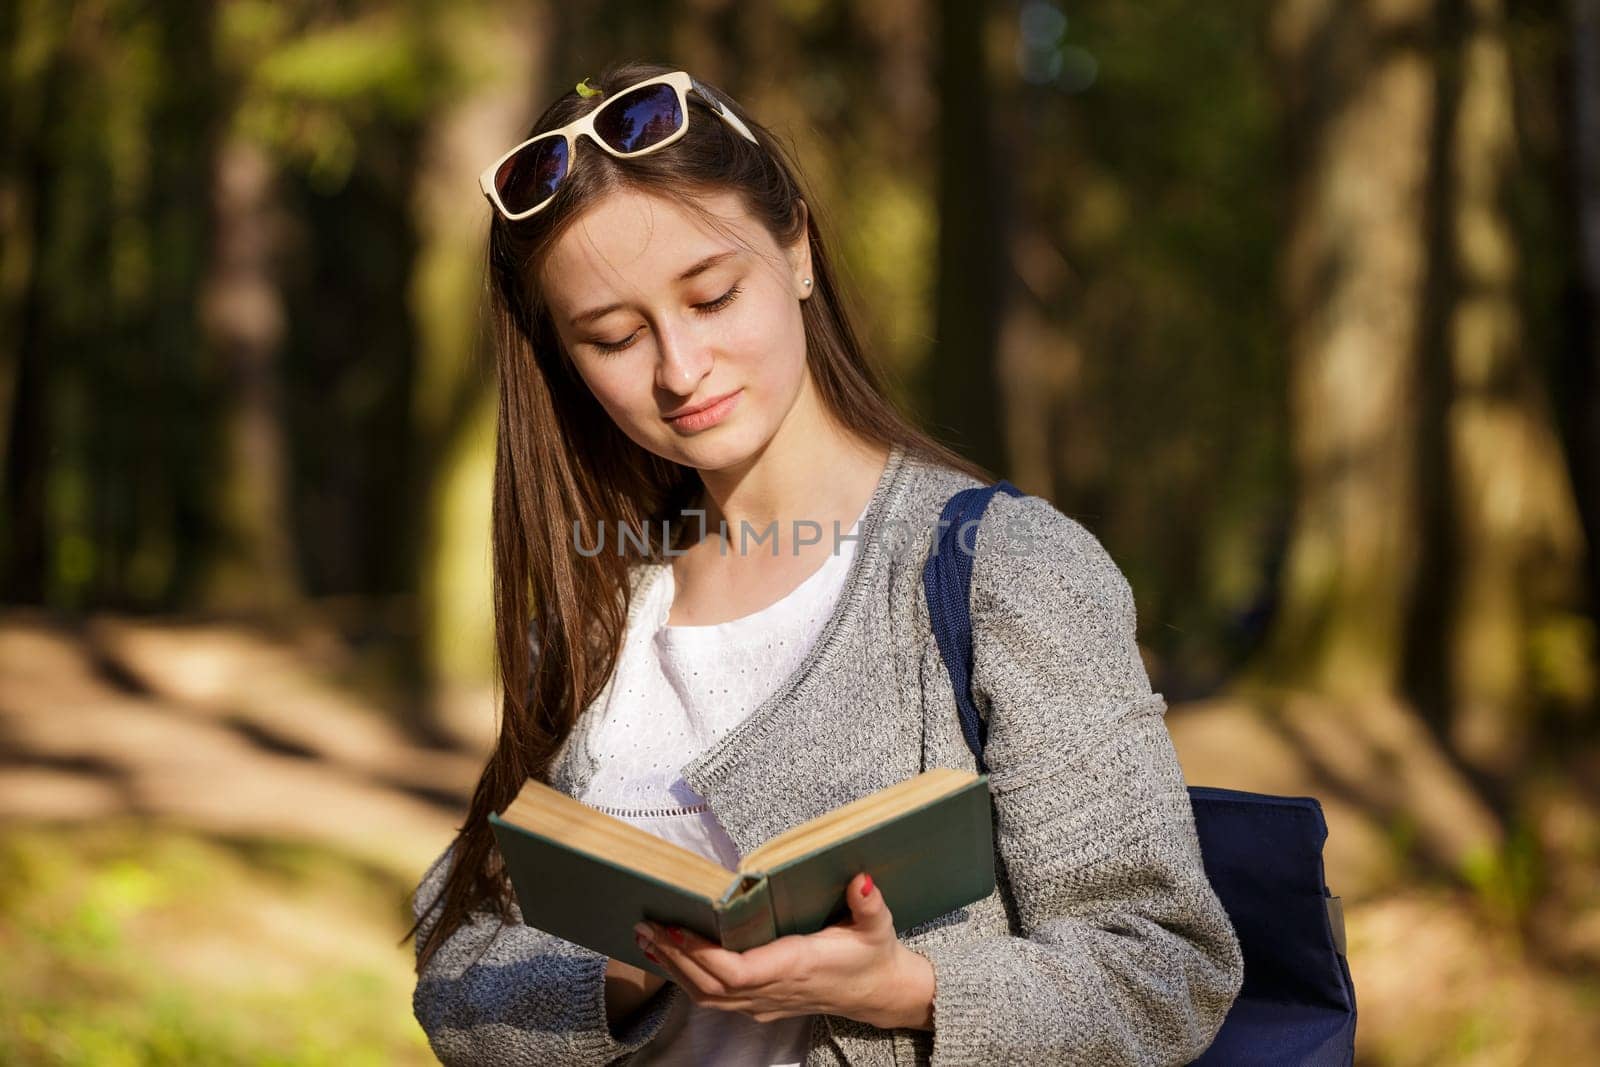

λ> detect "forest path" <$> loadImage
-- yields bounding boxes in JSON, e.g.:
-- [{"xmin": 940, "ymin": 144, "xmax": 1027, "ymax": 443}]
[{"xmin": 0, "ymin": 610, "xmax": 486, "ymax": 881}]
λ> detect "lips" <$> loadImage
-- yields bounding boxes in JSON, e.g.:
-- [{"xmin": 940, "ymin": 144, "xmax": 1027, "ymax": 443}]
[
  {"xmin": 665, "ymin": 389, "xmax": 739, "ymax": 420},
  {"xmin": 664, "ymin": 388, "xmax": 741, "ymax": 433}
]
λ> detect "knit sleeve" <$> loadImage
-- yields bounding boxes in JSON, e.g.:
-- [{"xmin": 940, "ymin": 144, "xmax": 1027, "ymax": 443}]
[
  {"xmin": 409, "ymin": 608, "xmax": 682, "ymax": 1064},
  {"xmin": 410, "ymin": 839, "xmax": 682, "ymax": 1066},
  {"xmin": 915, "ymin": 491, "xmax": 1243, "ymax": 1066}
]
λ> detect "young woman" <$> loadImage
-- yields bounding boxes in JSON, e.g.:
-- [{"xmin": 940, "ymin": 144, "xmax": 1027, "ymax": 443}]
[{"xmin": 407, "ymin": 60, "xmax": 1242, "ymax": 1066}]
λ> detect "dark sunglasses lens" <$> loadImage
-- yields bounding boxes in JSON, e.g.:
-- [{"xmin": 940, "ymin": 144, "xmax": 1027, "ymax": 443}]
[
  {"xmin": 593, "ymin": 83, "xmax": 683, "ymax": 153},
  {"xmin": 496, "ymin": 136, "xmax": 568, "ymax": 215}
]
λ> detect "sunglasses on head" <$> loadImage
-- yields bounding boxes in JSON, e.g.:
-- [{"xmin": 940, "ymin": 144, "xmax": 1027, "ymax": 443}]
[{"xmin": 479, "ymin": 70, "xmax": 761, "ymax": 221}]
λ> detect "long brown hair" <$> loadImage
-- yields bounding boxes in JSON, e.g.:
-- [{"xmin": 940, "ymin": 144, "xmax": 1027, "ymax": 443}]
[{"xmin": 408, "ymin": 58, "xmax": 990, "ymax": 973}]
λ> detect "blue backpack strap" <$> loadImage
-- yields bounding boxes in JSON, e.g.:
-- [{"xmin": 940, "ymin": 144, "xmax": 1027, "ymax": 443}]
[{"xmin": 922, "ymin": 479, "xmax": 1026, "ymax": 773}]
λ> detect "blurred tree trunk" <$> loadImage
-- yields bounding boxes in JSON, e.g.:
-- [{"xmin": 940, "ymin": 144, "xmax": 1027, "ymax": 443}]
[
  {"xmin": 139, "ymin": 0, "xmax": 223, "ymax": 608},
  {"xmin": 987, "ymin": 10, "xmax": 1084, "ymax": 502},
  {"xmin": 1258, "ymin": 0, "xmax": 1512, "ymax": 884},
  {"xmin": 1263, "ymin": 0, "xmax": 1437, "ymax": 698},
  {"xmin": 198, "ymin": 136, "xmax": 301, "ymax": 613},
  {"xmin": 0, "ymin": 0, "xmax": 30, "ymax": 484},
  {"xmin": 1435, "ymin": 0, "xmax": 1588, "ymax": 781},
  {"xmin": 0, "ymin": 8, "xmax": 68, "ymax": 604},
  {"xmin": 1574, "ymin": 0, "xmax": 1600, "ymax": 637},
  {"xmin": 927, "ymin": 0, "xmax": 1005, "ymax": 475},
  {"xmin": 410, "ymin": 4, "xmax": 548, "ymax": 743}
]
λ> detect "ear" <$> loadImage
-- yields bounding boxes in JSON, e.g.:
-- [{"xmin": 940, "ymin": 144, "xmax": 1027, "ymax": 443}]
[{"xmin": 786, "ymin": 198, "xmax": 814, "ymax": 300}]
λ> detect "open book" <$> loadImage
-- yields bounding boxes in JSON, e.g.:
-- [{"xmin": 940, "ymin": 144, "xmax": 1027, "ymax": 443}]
[{"xmin": 488, "ymin": 767, "xmax": 994, "ymax": 978}]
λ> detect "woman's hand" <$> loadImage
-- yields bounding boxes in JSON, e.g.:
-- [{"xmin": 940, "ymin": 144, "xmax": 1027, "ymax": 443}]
[{"xmin": 633, "ymin": 872, "xmax": 935, "ymax": 1031}]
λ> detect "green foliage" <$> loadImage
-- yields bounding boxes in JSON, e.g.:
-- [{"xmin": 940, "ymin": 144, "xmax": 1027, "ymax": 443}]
[
  {"xmin": 1458, "ymin": 822, "xmax": 1545, "ymax": 932},
  {"xmin": 221, "ymin": 2, "xmax": 459, "ymax": 190},
  {"xmin": 0, "ymin": 824, "xmax": 430, "ymax": 1066},
  {"xmin": 1385, "ymin": 811, "xmax": 1421, "ymax": 869},
  {"xmin": 1528, "ymin": 613, "xmax": 1599, "ymax": 717},
  {"xmin": 256, "ymin": 19, "xmax": 432, "ymax": 111}
]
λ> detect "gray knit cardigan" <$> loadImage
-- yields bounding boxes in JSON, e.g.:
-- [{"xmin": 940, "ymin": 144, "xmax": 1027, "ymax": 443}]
[{"xmin": 410, "ymin": 442, "xmax": 1244, "ymax": 1066}]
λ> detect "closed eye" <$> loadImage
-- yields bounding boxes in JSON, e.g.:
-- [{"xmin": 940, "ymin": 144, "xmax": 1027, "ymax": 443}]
[
  {"xmin": 693, "ymin": 283, "xmax": 743, "ymax": 315},
  {"xmin": 588, "ymin": 284, "xmax": 745, "ymax": 355}
]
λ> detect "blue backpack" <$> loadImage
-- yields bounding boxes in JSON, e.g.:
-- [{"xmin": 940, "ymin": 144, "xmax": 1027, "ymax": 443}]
[{"xmin": 923, "ymin": 480, "xmax": 1358, "ymax": 1066}]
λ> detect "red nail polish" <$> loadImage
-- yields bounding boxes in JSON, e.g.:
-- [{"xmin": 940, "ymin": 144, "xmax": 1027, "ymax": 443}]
[
  {"xmin": 860, "ymin": 873, "xmax": 874, "ymax": 898},
  {"xmin": 645, "ymin": 948, "xmax": 660, "ymax": 963},
  {"xmin": 668, "ymin": 926, "xmax": 686, "ymax": 946}
]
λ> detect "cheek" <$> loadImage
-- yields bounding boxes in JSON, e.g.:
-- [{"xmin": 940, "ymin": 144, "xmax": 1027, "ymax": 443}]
[{"xmin": 728, "ymin": 292, "xmax": 809, "ymax": 385}]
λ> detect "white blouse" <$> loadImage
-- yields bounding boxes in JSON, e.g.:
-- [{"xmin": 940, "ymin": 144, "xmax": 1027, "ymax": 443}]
[{"xmin": 577, "ymin": 503, "xmax": 866, "ymax": 1067}]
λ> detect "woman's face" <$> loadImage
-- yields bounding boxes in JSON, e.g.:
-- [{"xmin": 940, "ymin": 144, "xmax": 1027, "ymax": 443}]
[{"xmin": 537, "ymin": 187, "xmax": 815, "ymax": 473}]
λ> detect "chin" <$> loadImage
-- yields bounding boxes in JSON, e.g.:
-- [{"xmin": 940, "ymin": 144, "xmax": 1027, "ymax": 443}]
[{"xmin": 656, "ymin": 423, "xmax": 770, "ymax": 473}]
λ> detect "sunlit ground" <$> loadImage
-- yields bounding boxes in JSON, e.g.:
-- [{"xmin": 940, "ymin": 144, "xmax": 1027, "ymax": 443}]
[
  {"xmin": 0, "ymin": 611, "xmax": 479, "ymax": 1066},
  {"xmin": 1, "ymin": 612, "xmax": 1597, "ymax": 1065}
]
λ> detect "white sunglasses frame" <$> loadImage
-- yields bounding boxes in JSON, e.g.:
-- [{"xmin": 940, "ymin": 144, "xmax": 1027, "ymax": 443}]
[{"xmin": 478, "ymin": 71, "xmax": 761, "ymax": 222}]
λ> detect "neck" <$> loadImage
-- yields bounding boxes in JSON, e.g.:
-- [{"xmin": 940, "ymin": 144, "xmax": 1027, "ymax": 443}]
[{"xmin": 691, "ymin": 378, "xmax": 888, "ymax": 555}]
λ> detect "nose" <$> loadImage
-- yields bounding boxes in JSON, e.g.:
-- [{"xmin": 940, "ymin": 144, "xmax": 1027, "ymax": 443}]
[{"xmin": 654, "ymin": 318, "xmax": 713, "ymax": 398}]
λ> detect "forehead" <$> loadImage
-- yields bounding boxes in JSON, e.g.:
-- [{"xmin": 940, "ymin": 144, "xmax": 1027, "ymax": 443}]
[{"xmin": 539, "ymin": 188, "xmax": 770, "ymax": 309}]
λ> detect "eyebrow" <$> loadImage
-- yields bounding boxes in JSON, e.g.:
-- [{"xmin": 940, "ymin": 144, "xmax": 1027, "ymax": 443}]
[{"xmin": 568, "ymin": 250, "xmax": 741, "ymax": 327}]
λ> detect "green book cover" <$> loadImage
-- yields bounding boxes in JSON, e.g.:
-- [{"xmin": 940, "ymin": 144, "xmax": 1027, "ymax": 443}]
[{"xmin": 488, "ymin": 769, "xmax": 994, "ymax": 979}]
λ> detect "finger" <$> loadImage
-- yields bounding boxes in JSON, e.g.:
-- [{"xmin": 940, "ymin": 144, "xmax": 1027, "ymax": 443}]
[
  {"xmin": 636, "ymin": 929, "xmax": 734, "ymax": 1007},
  {"xmin": 844, "ymin": 871, "xmax": 893, "ymax": 933},
  {"xmin": 635, "ymin": 928, "xmax": 689, "ymax": 989},
  {"xmin": 639, "ymin": 923, "xmax": 742, "ymax": 997},
  {"xmin": 713, "ymin": 931, "xmax": 808, "ymax": 988}
]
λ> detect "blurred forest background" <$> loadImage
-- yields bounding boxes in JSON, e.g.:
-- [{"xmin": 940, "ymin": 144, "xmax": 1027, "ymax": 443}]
[{"xmin": 3, "ymin": 0, "xmax": 1599, "ymax": 1063}]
